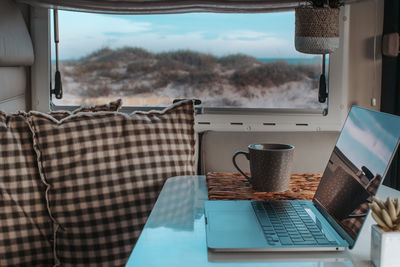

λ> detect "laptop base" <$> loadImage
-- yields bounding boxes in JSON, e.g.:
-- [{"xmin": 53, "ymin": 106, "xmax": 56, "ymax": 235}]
[{"xmin": 205, "ymin": 200, "xmax": 348, "ymax": 252}]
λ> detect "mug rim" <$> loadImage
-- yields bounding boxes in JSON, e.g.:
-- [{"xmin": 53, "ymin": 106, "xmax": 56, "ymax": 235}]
[{"xmin": 248, "ymin": 143, "xmax": 295, "ymax": 151}]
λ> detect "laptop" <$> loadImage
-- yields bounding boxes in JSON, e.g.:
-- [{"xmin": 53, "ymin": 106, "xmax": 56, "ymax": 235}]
[{"xmin": 205, "ymin": 106, "xmax": 400, "ymax": 252}]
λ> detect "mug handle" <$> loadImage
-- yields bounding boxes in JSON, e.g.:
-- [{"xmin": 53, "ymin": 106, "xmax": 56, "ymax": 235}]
[{"xmin": 232, "ymin": 150, "xmax": 251, "ymax": 180}]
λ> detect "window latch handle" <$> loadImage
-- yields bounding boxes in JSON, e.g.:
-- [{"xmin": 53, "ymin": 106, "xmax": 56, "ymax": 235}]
[
  {"xmin": 51, "ymin": 70, "xmax": 63, "ymax": 99},
  {"xmin": 173, "ymin": 99, "xmax": 202, "ymax": 105},
  {"xmin": 318, "ymin": 74, "xmax": 327, "ymax": 103},
  {"xmin": 318, "ymin": 54, "xmax": 327, "ymax": 103}
]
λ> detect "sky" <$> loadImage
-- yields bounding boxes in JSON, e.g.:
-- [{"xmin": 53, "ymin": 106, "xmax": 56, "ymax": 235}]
[
  {"xmin": 336, "ymin": 107, "xmax": 400, "ymax": 178},
  {"xmin": 51, "ymin": 10, "xmax": 315, "ymax": 60}
]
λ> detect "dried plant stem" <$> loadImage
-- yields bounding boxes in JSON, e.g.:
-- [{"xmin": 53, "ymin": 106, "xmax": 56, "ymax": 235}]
[{"xmin": 371, "ymin": 197, "xmax": 400, "ymax": 231}]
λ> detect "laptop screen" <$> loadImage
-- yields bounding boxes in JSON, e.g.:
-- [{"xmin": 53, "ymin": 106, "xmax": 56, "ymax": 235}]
[{"xmin": 313, "ymin": 106, "xmax": 400, "ymax": 243}]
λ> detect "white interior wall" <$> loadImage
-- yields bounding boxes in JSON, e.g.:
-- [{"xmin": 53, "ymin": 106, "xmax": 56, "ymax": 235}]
[
  {"xmin": 0, "ymin": 67, "xmax": 27, "ymax": 112},
  {"xmin": 0, "ymin": 2, "xmax": 31, "ymax": 112},
  {"xmin": 347, "ymin": 0, "xmax": 384, "ymax": 110},
  {"xmin": 201, "ymin": 131, "xmax": 339, "ymax": 174}
]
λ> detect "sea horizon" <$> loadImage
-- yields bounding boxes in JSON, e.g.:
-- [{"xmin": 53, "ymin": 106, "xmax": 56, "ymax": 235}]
[{"xmin": 55, "ymin": 56, "xmax": 324, "ymax": 65}]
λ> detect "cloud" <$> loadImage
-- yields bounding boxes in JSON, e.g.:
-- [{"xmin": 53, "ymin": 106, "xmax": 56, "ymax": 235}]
[
  {"xmin": 59, "ymin": 13, "xmax": 152, "ymax": 36},
  {"xmin": 104, "ymin": 31, "xmax": 144, "ymax": 37},
  {"xmin": 222, "ymin": 30, "xmax": 273, "ymax": 41},
  {"xmin": 344, "ymin": 116, "xmax": 392, "ymax": 170},
  {"xmin": 57, "ymin": 29, "xmax": 296, "ymax": 60},
  {"xmin": 54, "ymin": 12, "xmax": 306, "ymax": 60},
  {"xmin": 55, "ymin": 12, "xmax": 152, "ymax": 59},
  {"xmin": 352, "ymin": 109, "xmax": 397, "ymax": 146}
]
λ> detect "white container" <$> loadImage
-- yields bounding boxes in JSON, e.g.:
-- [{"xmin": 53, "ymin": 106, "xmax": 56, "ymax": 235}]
[{"xmin": 371, "ymin": 224, "xmax": 400, "ymax": 267}]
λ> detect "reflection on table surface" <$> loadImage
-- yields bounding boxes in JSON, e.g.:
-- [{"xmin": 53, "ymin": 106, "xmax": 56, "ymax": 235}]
[{"xmin": 145, "ymin": 175, "xmax": 205, "ymax": 231}]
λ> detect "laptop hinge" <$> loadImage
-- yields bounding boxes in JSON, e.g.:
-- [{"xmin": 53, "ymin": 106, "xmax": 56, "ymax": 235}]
[{"xmin": 313, "ymin": 199, "xmax": 355, "ymax": 248}]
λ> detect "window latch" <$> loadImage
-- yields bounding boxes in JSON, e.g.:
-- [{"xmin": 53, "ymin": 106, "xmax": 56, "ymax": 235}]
[
  {"xmin": 173, "ymin": 99, "xmax": 202, "ymax": 105},
  {"xmin": 318, "ymin": 54, "xmax": 327, "ymax": 103},
  {"xmin": 52, "ymin": 70, "xmax": 63, "ymax": 99}
]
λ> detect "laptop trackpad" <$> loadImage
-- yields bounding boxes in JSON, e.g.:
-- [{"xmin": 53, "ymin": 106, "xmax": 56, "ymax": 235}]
[{"xmin": 206, "ymin": 202, "xmax": 266, "ymax": 249}]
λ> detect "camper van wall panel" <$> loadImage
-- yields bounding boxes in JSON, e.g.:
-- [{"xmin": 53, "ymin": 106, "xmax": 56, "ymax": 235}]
[{"xmin": 0, "ymin": 0, "xmax": 34, "ymax": 66}]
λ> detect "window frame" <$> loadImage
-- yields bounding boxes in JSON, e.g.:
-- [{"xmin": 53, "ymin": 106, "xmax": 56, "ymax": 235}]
[{"xmin": 30, "ymin": 6, "xmax": 350, "ymax": 132}]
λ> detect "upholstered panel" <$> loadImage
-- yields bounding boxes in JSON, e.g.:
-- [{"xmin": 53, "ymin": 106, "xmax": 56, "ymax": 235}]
[
  {"xmin": 0, "ymin": 67, "xmax": 26, "ymax": 99},
  {"xmin": 0, "ymin": 67, "xmax": 26, "ymax": 112},
  {"xmin": 0, "ymin": 0, "xmax": 34, "ymax": 66},
  {"xmin": 0, "ymin": 94, "xmax": 26, "ymax": 113}
]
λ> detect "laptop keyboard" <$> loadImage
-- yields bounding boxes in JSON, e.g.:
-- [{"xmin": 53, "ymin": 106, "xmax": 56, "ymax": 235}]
[{"xmin": 252, "ymin": 201, "xmax": 338, "ymax": 246}]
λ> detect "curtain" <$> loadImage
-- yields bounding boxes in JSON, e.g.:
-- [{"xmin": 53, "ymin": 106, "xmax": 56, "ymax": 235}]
[
  {"xmin": 381, "ymin": 0, "xmax": 400, "ymax": 190},
  {"xmin": 17, "ymin": 0, "xmax": 362, "ymax": 14}
]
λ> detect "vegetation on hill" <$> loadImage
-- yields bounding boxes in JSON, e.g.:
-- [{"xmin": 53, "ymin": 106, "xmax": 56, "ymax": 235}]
[{"xmin": 58, "ymin": 47, "xmax": 323, "ymax": 108}]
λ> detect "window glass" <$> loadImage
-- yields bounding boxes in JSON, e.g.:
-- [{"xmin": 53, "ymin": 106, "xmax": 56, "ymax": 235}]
[{"xmin": 51, "ymin": 11, "xmax": 328, "ymax": 110}]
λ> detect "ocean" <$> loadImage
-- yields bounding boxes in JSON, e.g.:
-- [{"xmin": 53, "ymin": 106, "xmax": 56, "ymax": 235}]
[{"xmin": 258, "ymin": 57, "xmax": 328, "ymax": 65}]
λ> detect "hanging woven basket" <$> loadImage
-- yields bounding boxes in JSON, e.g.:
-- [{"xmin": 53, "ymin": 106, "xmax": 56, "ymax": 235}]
[{"xmin": 295, "ymin": 6, "xmax": 340, "ymax": 54}]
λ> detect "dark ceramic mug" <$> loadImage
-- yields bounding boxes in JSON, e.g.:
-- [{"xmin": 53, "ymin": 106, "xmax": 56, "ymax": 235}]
[{"xmin": 232, "ymin": 144, "xmax": 294, "ymax": 192}]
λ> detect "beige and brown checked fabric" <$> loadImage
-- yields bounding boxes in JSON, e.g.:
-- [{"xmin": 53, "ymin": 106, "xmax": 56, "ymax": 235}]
[
  {"xmin": 0, "ymin": 112, "xmax": 53, "ymax": 266},
  {"xmin": 49, "ymin": 99, "xmax": 122, "ymax": 120},
  {"xmin": 29, "ymin": 100, "xmax": 196, "ymax": 266},
  {"xmin": 0, "ymin": 100, "xmax": 122, "ymax": 266}
]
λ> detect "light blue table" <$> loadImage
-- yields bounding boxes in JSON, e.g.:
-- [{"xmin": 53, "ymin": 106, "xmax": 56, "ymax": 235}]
[{"xmin": 125, "ymin": 175, "xmax": 400, "ymax": 267}]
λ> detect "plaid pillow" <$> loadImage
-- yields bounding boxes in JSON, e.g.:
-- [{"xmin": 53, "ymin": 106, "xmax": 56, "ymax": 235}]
[
  {"xmin": 0, "ymin": 99, "xmax": 123, "ymax": 266},
  {"xmin": 49, "ymin": 99, "xmax": 122, "ymax": 120},
  {"xmin": 0, "ymin": 112, "xmax": 53, "ymax": 266},
  {"xmin": 28, "ymin": 100, "xmax": 196, "ymax": 266}
]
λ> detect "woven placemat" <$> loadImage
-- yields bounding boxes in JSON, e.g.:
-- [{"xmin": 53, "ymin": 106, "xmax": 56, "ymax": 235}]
[{"xmin": 206, "ymin": 172, "xmax": 322, "ymax": 201}]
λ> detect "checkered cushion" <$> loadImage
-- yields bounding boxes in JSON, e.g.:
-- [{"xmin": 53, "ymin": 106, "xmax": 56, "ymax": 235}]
[
  {"xmin": 71, "ymin": 99, "xmax": 122, "ymax": 114},
  {"xmin": 28, "ymin": 100, "xmax": 196, "ymax": 266},
  {"xmin": 0, "ymin": 112, "xmax": 53, "ymax": 266},
  {"xmin": 49, "ymin": 99, "xmax": 122, "ymax": 120}
]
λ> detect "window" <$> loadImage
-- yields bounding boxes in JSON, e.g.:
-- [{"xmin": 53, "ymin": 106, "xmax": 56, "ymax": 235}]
[
  {"xmin": 51, "ymin": 11, "xmax": 328, "ymax": 110},
  {"xmin": 38, "ymin": 6, "xmax": 350, "ymax": 132}
]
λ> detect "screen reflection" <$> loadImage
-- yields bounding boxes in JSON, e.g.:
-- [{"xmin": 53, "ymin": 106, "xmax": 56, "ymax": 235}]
[{"xmin": 314, "ymin": 107, "xmax": 400, "ymax": 240}]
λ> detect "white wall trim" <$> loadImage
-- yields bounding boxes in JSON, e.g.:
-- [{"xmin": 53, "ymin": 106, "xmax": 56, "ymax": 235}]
[
  {"xmin": 0, "ymin": 93, "xmax": 25, "ymax": 105},
  {"xmin": 30, "ymin": 6, "xmax": 50, "ymax": 112},
  {"xmin": 0, "ymin": 94, "xmax": 26, "ymax": 112}
]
